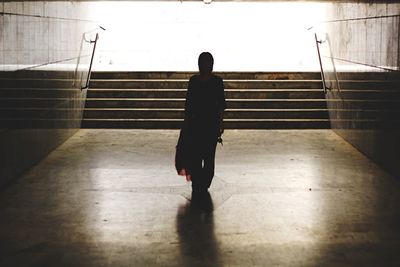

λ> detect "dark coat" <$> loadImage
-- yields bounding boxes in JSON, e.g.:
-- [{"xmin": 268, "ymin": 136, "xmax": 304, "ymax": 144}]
[
  {"xmin": 175, "ymin": 74, "xmax": 226, "ymax": 180},
  {"xmin": 184, "ymin": 74, "xmax": 226, "ymax": 137}
]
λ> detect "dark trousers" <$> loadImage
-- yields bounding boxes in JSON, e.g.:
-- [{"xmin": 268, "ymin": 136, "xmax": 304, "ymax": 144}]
[{"xmin": 190, "ymin": 136, "xmax": 218, "ymax": 190}]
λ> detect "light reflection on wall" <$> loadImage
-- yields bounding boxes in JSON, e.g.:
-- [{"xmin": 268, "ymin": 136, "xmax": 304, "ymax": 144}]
[
  {"xmin": 88, "ymin": 1, "xmax": 328, "ymax": 71},
  {"xmin": 0, "ymin": 1, "xmax": 95, "ymax": 186}
]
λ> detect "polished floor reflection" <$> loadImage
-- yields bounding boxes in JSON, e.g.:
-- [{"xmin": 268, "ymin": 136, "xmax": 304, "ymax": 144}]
[{"xmin": 0, "ymin": 130, "xmax": 399, "ymax": 266}]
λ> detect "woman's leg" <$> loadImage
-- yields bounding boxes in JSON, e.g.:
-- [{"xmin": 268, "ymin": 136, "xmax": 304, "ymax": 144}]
[
  {"xmin": 190, "ymin": 144, "xmax": 206, "ymax": 192},
  {"xmin": 203, "ymin": 140, "xmax": 218, "ymax": 189}
]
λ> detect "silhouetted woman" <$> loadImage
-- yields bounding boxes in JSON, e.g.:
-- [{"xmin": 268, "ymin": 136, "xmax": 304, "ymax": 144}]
[{"xmin": 184, "ymin": 52, "xmax": 226, "ymax": 194}]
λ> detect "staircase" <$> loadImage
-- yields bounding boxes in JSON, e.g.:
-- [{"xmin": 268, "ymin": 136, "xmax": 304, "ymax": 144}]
[{"xmin": 82, "ymin": 72, "xmax": 330, "ymax": 129}]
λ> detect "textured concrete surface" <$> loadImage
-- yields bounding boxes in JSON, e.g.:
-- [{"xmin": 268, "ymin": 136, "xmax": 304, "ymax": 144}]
[
  {"xmin": 0, "ymin": 129, "xmax": 399, "ymax": 266},
  {"xmin": 0, "ymin": 70, "xmax": 87, "ymax": 187},
  {"xmin": 315, "ymin": 2, "xmax": 400, "ymax": 178},
  {"xmin": 0, "ymin": 0, "xmax": 96, "ymax": 184},
  {"xmin": 0, "ymin": 1, "xmax": 96, "ymax": 71},
  {"xmin": 323, "ymin": 2, "xmax": 400, "ymax": 72}
]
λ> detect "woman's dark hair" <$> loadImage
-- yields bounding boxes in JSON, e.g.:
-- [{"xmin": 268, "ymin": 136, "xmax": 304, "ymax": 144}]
[{"xmin": 198, "ymin": 52, "xmax": 214, "ymax": 74}]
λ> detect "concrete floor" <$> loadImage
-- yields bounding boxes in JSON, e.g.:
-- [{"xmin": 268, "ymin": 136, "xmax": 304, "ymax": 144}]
[{"xmin": 0, "ymin": 130, "xmax": 399, "ymax": 267}]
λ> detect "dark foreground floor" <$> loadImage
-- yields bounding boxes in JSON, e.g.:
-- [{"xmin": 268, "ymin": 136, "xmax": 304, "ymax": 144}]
[{"xmin": 0, "ymin": 130, "xmax": 399, "ymax": 267}]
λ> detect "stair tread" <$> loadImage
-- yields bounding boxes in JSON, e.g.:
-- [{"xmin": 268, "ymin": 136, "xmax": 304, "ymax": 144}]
[
  {"xmin": 83, "ymin": 98, "xmax": 400, "ymax": 102},
  {"xmin": 84, "ymin": 71, "xmax": 333, "ymax": 129},
  {"xmin": 85, "ymin": 98, "xmax": 328, "ymax": 101},
  {"xmin": 89, "ymin": 79, "xmax": 323, "ymax": 82},
  {"xmin": 86, "ymin": 88, "xmax": 399, "ymax": 92},
  {"xmin": 7, "ymin": 98, "xmax": 398, "ymax": 103},
  {"xmin": 83, "ymin": 108, "xmax": 329, "ymax": 111},
  {"xmin": 89, "ymin": 78, "xmax": 399, "ymax": 82},
  {"xmin": 82, "ymin": 118, "xmax": 331, "ymax": 122}
]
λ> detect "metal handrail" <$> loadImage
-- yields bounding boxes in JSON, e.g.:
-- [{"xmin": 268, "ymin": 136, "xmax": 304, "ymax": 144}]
[
  {"xmin": 78, "ymin": 26, "xmax": 105, "ymax": 90},
  {"xmin": 313, "ymin": 33, "xmax": 342, "ymax": 94},
  {"xmin": 314, "ymin": 33, "xmax": 329, "ymax": 94},
  {"xmin": 74, "ymin": 26, "xmax": 106, "ymax": 90},
  {"xmin": 82, "ymin": 33, "xmax": 99, "ymax": 90}
]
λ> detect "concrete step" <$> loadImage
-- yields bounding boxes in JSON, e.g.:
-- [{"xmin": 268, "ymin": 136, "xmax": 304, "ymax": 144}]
[
  {"xmin": 3, "ymin": 108, "xmax": 397, "ymax": 121},
  {"xmin": 90, "ymin": 71, "xmax": 399, "ymax": 81},
  {"xmin": 90, "ymin": 71, "xmax": 322, "ymax": 80},
  {"xmin": 0, "ymin": 70, "xmax": 395, "ymax": 80},
  {"xmin": 81, "ymin": 118, "xmax": 398, "ymax": 129},
  {"xmin": 84, "ymin": 98, "xmax": 400, "ymax": 109},
  {"xmin": 87, "ymin": 88, "xmax": 400, "ymax": 100},
  {"xmin": 88, "ymin": 79, "xmax": 400, "ymax": 90},
  {"xmin": 83, "ymin": 71, "xmax": 332, "ymax": 129},
  {"xmin": 2, "ymin": 87, "xmax": 398, "ymax": 100},
  {"xmin": 1, "ymin": 78, "xmax": 395, "ymax": 90},
  {"xmin": 88, "ymin": 79, "xmax": 325, "ymax": 89},
  {"xmin": 86, "ymin": 89, "xmax": 326, "ymax": 99},
  {"xmin": 84, "ymin": 99, "xmax": 329, "ymax": 109},
  {"xmin": 83, "ymin": 109, "xmax": 330, "ymax": 120},
  {"xmin": 4, "ymin": 98, "xmax": 397, "ymax": 109},
  {"xmin": 81, "ymin": 118, "xmax": 331, "ymax": 129}
]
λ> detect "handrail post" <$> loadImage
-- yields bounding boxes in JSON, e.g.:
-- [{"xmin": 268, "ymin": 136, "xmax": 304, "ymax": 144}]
[{"xmin": 314, "ymin": 33, "xmax": 327, "ymax": 94}]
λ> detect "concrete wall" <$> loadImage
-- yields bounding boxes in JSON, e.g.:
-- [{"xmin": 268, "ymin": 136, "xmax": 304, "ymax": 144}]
[
  {"xmin": 0, "ymin": 1, "xmax": 100, "ymax": 187},
  {"xmin": 316, "ymin": 2, "xmax": 400, "ymax": 178}
]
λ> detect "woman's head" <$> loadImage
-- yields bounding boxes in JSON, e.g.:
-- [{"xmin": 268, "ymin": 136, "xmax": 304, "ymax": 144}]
[{"xmin": 198, "ymin": 52, "xmax": 214, "ymax": 75}]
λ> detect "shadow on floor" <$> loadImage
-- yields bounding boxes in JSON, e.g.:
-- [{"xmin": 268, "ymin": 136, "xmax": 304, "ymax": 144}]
[{"xmin": 176, "ymin": 192, "xmax": 223, "ymax": 267}]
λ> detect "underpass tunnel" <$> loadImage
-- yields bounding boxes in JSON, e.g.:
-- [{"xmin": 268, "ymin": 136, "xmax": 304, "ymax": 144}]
[{"xmin": 0, "ymin": 1, "xmax": 399, "ymax": 266}]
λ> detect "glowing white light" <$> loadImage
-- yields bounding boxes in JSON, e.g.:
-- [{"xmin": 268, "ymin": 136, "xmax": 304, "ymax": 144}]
[{"xmin": 88, "ymin": 1, "xmax": 327, "ymax": 71}]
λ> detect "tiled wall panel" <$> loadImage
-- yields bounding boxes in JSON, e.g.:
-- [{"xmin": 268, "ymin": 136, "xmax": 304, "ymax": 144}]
[
  {"xmin": 316, "ymin": 2, "xmax": 400, "ymax": 178},
  {"xmin": 0, "ymin": 1, "xmax": 100, "ymax": 187}
]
